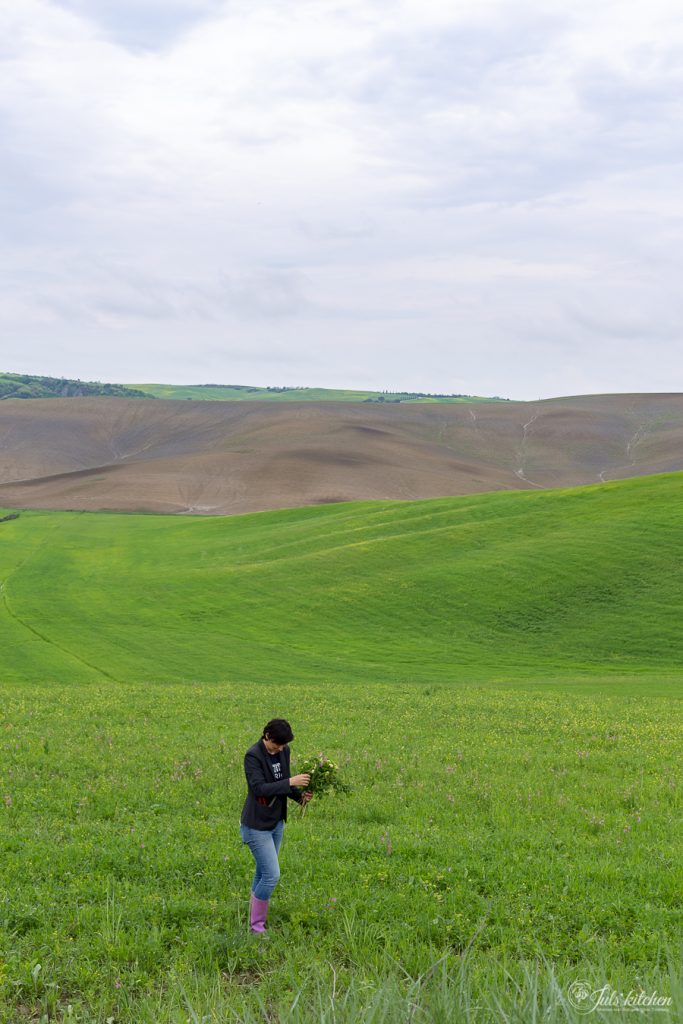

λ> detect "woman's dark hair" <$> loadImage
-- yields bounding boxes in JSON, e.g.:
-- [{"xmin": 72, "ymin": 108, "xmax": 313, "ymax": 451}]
[{"xmin": 262, "ymin": 718, "xmax": 294, "ymax": 744}]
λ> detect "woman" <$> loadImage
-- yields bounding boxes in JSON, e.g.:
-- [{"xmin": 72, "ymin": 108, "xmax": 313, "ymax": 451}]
[{"xmin": 240, "ymin": 718, "xmax": 313, "ymax": 935}]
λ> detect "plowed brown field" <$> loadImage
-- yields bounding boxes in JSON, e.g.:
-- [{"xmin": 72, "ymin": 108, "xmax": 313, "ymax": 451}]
[{"xmin": 0, "ymin": 393, "xmax": 681, "ymax": 514}]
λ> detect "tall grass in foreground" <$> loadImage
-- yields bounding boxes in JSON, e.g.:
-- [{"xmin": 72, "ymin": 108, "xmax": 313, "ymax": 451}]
[
  {"xmin": 144, "ymin": 945, "xmax": 683, "ymax": 1024},
  {"xmin": 7, "ymin": 934, "xmax": 682, "ymax": 1022}
]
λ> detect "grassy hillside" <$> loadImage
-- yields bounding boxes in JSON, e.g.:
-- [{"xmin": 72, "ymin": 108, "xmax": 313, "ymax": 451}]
[
  {"xmin": 0, "ymin": 372, "xmax": 148, "ymax": 400},
  {"xmin": 1, "ymin": 372, "xmax": 506, "ymax": 403},
  {"xmin": 1, "ymin": 473, "xmax": 682, "ymax": 686},
  {"xmin": 128, "ymin": 382, "xmax": 506, "ymax": 403}
]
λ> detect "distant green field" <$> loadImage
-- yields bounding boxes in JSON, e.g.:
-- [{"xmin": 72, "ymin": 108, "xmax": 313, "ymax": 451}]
[
  {"xmin": 1, "ymin": 478, "xmax": 681, "ymax": 1022},
  {"xmin": 1, "ymin": 370, "xmax": 507, "ymax": 403},
  {"xmin": 128, "ymin": 382, "xmax": 505, "ymax": 403}
]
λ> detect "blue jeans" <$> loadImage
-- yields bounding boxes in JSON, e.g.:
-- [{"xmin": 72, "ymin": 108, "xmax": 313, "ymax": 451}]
[{"xmin": 240, "ymin": 820, "xmax": 284, "ymax": 900}]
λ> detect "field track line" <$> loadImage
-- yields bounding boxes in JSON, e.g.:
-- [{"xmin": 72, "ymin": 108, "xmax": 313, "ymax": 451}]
[
  {"xmin": 227, "ymin": 510, "xmax": 548, "ymax": 572},
  {"xmin": 0, "ymin": 513, "xmax": 118, "ymax": 682}
]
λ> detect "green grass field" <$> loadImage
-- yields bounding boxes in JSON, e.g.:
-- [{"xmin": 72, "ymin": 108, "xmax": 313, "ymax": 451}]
[
  {"xmin": 1, "ymin": 475, "xmax": 681, "ymax": 1022},
  {"xmin": 2, "ymin": 473, "xmax": 683, "ymax": 687},
  {"xmin": 1, "ymin": 371, "xmax": 505, "ymax": 404},
  {"xmin": 127, "ymin": 382, "xmax": 504, "ymax": 403}
]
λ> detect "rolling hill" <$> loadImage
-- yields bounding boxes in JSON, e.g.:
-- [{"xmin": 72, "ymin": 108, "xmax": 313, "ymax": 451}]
[
  {"xmin": 128, "ymin": 382, "xmax": 504, "ymax": 402},
  {"xmin": 0, "ymin": 371, "xmax": 499, "ymax": 404},
  {"xmin": 1, "ymin": 472, "xmax": 681, "ymax": 686},
  {"xmin": 0, "ymin": 392, "xmax": 681, "ymax": 514}
]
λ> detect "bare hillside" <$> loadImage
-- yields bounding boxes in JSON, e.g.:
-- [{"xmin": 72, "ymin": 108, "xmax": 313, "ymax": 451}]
[{"xmin": 0, "ymin": 393, "xmax": 681, "ymax": 514}]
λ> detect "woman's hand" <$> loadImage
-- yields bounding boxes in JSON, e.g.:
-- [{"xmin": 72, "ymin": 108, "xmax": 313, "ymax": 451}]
[
  {"xmin": 301, "ymin": 790, "xmax": 313, "ymax": 805},
  {"xmin": 290, "ymin": 773, "xmax": 311, "ymax": 787}
]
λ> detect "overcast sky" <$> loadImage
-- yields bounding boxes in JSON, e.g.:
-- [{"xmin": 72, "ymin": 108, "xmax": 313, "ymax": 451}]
[{"xmin": 1, "ymin": 0, "xmax": 682, "ymax": 400}]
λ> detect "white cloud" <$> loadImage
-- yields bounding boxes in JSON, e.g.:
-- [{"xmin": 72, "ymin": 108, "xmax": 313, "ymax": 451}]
[{"xmin": 1, "ymin": 0, "xmax": 682, "ymax": 397}]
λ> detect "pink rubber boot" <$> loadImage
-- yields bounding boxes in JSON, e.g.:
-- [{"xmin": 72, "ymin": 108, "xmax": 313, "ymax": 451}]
[{"xmin": 249, "ymin": 893, "xmax": 270, "ymax": 934}]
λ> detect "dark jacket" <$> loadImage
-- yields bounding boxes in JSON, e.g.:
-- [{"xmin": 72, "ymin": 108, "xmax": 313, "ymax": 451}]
[{"xmin": 240, "ymin": 739, "xmax": 303, "ymax": 830}]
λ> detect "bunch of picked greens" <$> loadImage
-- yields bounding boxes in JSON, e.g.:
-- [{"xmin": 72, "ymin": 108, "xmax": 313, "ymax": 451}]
[{"xmin": 297, "ymin": 753, "xmax": 351, "ymax": 817}]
